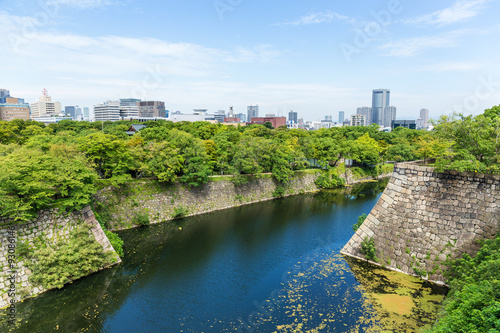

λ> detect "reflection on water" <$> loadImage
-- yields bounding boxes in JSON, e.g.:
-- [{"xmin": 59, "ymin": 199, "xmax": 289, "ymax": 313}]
[{"xmin": 1, "ymin": 180, "xmax": 445, "ymax": 332}]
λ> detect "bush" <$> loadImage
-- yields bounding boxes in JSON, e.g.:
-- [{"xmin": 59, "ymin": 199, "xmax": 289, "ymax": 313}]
[
  {"xmin": 272, "ymin": 185, "xmax": 286, "ymax": 197},
  {"xmin": 361, "ymin": 237, "xmax": 378, "ymax": 262},
  {"xmin": 133, "ymin": 213, "xmax": 150, "ymax": 226},
  {"xmin": 353, "ymin": 213, "xmax": 367, "ymax": 232},
  {"xmin": 104, "ymin": 230, "xmax": 124, "ymax": 257},
  {"xmin": 429, "ymin": 234, "xmax": 500, "ymax": 332},
  {"xmin": 172, "ymin": 206, "xmax": 189, "ymax": 219},
  {"xmin": 22, "ymin": 225, "xmax": 115, "ymax": 290},
  {"xmin": 315, "ymin": 171, "xmax": 345, "ymax": 189}
]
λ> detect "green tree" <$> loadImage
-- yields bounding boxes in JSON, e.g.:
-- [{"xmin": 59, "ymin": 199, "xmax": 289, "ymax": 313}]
[{"xmin": 0, "ymin": 147, "xmax": 97, "ymax": 222}]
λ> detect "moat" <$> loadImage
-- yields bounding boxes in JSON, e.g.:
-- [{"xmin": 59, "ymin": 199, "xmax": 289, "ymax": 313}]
[{"xmin": 1, "ymin": 181, "xmax": 447, "ymax": 332}]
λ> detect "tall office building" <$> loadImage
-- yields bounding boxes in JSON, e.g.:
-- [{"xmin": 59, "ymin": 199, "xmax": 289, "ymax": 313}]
[
  {"xmin": 372, "ymin": 89, "xmax": 390, "ymax": 126},
  {"xmin": 137, "ymin": 101, "xmax": 166, "ymax": 118},
  {"xmin": 30, "ymin": 89, "xmax": 61, "ymax": 118},
  {"xmin": 65, "ymin": 106, "xmax": 76, "ymax": 119},
  {"xmin": 288, "ymin": 110, "xmax": 298, "ymax": 124},
  {"xmin": 0, "ymin": 89, "xmax": 10, "ymax": 103},
  {"xmin": 383, "ymin": 106, "xmax": 397, "ymax": 128},
  {"xmin": 247, "ymin": 105, "xmax": 259, "ymax": 121},
  {"xmin": 83, "ymin": 107, "xmax": 90, "ymax": 121},
  {"xmin": 338, "ymin": 111, "xmax": 345, "ymax": 123},
  {"xmin": 357, "ymin": 107, "xmax": 372, "ymax": 125},
  {"xmin": 420, "ymin": 109, "xmax": 429, "ymax": 128},
  {"xmin": 94, "ymin": 100, "xmax": 120, "ymax": 121},
  {"xmin": 120, "ymin": 98, "xmax": 141, "ymax": 118}
]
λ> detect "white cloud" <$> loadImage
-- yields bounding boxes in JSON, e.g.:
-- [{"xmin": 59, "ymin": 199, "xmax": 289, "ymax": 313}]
[
  {"xmin": 275, "ymin": 10, "xmax": 358, "ymax": 26},
  {"xmin": 404, "ymin": 0, "xmax": 490, "ymax": 26},
  {"xmin": 380, "ymin": 30, "xmax": 470, "ymax": 57}
]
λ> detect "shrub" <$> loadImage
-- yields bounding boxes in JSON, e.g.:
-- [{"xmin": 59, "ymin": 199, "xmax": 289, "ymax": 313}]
[
  {"xmin": 272, "ymin": 185, "xmax": 286, "ymax": 197},
  {"xmin": 361, "ymin": 237, "xmax": 378, "ymax": 262},
  {"xmin": 104, "ymin": 230, "xmax": 124, "ymax": 257},
  {"xmin": 133, "ymin": 213, "xmax": 150, "ymax": 226},
  {"xmin": 315, "ymin": 171, "xmax": 345, "ymax": 189},
  {"xmin": 172, "ymin": 206, "xmax": 189, "ymax": 219},
  {"xmin": 353, "ymin": 213, "xmax": 367, "ymax": 232},
  {"xmin": 22, "ymin": 225, "xmax": 115, "ymax": 290}
]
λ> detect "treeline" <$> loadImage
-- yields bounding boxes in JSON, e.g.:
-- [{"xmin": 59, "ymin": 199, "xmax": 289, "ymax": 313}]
[{"xmin": 1, "ymin": 104, "xmax": 499, "ymax": 222}]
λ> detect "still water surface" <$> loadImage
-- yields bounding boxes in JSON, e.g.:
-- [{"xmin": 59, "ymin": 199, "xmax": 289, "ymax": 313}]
[{"xmin": 2, "ymin": 181, "xmax": 447, "ymax": 332}]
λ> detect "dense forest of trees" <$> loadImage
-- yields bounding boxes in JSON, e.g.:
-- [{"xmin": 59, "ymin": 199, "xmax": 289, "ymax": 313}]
[{"xmin": 0, "ymin": 105, "xmax": 499, "ymax": 223}]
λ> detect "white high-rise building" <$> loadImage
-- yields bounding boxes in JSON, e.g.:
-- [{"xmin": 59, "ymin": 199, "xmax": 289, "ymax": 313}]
[
  {"xmin": 420, "ymin": 109, "xmax": 429, "ymax": 128},
  {"xmin": 30, "ymin": 89, "xmax": 61, "ymax": 118},
  {"xmin": 351, "ymin": 114, "xmax": 366, "ymax": 127},
  {"xmin": 94, "ymin": 100, "xmax": 120, "ymax": 121}
]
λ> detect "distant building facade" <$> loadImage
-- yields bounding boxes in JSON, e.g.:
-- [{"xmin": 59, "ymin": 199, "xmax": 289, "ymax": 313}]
[
  {"xmin": 418, "ymin": 108, "xmax": 429, "ymax": 129},
  {"xmin": 372, "ymin": 89, "xmax": 390, "ymax": 126},
  {"xmin": 247, "ymin": 105, "xmax": 259, "ymax": 121},
  {"xmin": 119, "ymin": 98, "xmax": 141, "ymax": 118},
  {"xmin": 350, "ymin": 114, "xmax": 366, "ymax": 127},
  {"xmin": 30, "ymin": 89, "xmax": 61, "ymax": 118},
  {"xmin": 0, "ymin": 89, "xmax": 10, "ymax": 103},
  {"xmin": 249, "ymin": 117, "xmax": 286, "ymax": 128},
  {"xmin": 357, "ymin": 106, "xmax": 373, "ymax": 125},
  {"xmin": 392, "ymin": 120, "xmax": 416, "ymax": 130},
  {"xmin": 137, "ymin": 101, "xmax": 167, "ymax": 118},
  {"xmin": 338, "ymin": 111, "xmax": 345, "ymax": 124},
  {"xmin": 0, "ymin": 97, "xmax": 30, "ymax": 121},
  {"xmin": 383, "ymin": 106, "xmax": 397, "ymax": 128},
  {"xmin": 288, "ymin": 110, "xmax": 298, "ymax": 124},
  {"xmin": 94, "ymin": 100, "xmax": 120, "ymax": 121},
  {"xmin": 65, "ymin": 106, "xmax": 76, "ymax": 119}
]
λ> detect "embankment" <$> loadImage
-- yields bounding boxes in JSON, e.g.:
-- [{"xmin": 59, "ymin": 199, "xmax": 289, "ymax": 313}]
[
  {"xmin": 0, "ymin": 207, "xmax": 119, "ymax": 309},
  {"xmin": 95, "ymin": 169, "xmax": 393, "ymax": 231},
  {"xmin": 341, "ymin": 163, "xmax": 500, "ymax": 284}
]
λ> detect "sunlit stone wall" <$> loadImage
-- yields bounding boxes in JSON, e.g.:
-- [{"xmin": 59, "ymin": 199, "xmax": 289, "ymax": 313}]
[
  {"xmin": 0, "ymin": 207, "xmax": 119, "ymax": 309},
  {"xmin": 341, "ymin": 163, "xmax": 500, "ymax": 284}
]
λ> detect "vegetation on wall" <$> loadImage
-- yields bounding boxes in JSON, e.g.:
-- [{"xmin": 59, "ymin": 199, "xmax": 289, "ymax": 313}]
[
  {"xmin": 353, "ymin": 213, "xmax": 367, "ymax": 232},
  {"xmin": 361, "ymin": 236, "xmax": 378, "ymax": 262},
  {"xmin": 429, "ymin": 234, "xmax": 500, "ymax": 332},
  {"xmin": 17, "ymin": 224, "xmax": 116, "ymax": 290}
]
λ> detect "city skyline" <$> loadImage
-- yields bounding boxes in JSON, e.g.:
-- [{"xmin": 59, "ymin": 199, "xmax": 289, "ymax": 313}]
[{"xmin": 1, "ymin": 1, "xmax": 500, "ymax": 120}]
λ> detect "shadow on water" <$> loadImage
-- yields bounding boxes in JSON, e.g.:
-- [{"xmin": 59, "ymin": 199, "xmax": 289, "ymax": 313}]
[{"xmin": 0, "ymin": 179, "xmax": 443, "ymax": 333}]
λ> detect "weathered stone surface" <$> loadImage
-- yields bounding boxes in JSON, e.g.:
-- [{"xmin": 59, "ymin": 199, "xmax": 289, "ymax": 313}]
[
  {"xmin": 0, "ymin": 207, "xmax": 120, "ymax": 309},
  {"xmin": 341, "ymin": 163, "xmax": 500, "ymax": 284}
]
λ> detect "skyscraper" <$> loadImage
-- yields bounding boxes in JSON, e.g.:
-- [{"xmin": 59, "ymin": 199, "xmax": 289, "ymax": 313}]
[
  {"xmin": 0, "ymin": 89, "xmax": 10, "ymax": 103},
  {"xmin": 372, "ymin": 89, "xmax": 390, "ymax": 126},
  {"xmin": 339, "ymin": 111, "xmax": 345, "ymax": 123},
  {"xmin": 288, "ymin": 110, "xmax": 298, "ymax": 124},
  {"xmin": 356, "ymin": 106, "xmax": 373, "ymax": 125},
  {"xmin": 383, "ymin": 106, "xmax": 397, "ymax": 128},
  {"xmin": 420, "ymin": 109, "xmax": 429, "ymax": 128},
  {"xmin": 65, "ymin": 106, "xmax": 76, "ymax": 119},
  {"xmin": 247, "ymin": 105, "xmax": 259, "ymax": 121}
]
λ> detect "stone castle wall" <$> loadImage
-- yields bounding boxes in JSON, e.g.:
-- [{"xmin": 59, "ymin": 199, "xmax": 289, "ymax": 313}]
[
  {"xmin": 0, "ymin": 207, "xmax": 119, "ymax": 309},
  {"xmin": 341, "ymin": 163, "xmax": 500, "ymax": 284},
  {"xmin": 96, "ymin": 170, "xmax": 394, "ymax": 231}
]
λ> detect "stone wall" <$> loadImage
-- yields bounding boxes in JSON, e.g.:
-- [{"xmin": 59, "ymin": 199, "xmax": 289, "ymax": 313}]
[
  {"xmin": 0, "ymin": 207, "xmax": 119, "ymax": 309},
  {"xmin": 341, "ymin": 163, "xmax": 500, "ymax": 284},
  {"xmin": 95, "ymin": 170, "xmax": 394, "ymax": 231},
  {"xmin": 94, "ymin": 172, "xmax": 321, "ymax": 231}
]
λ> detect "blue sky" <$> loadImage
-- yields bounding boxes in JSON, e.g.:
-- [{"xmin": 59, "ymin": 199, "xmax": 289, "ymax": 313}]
[{"xmin": 1, "ymin": 0, "xmax": 499, "ymax": 121}]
